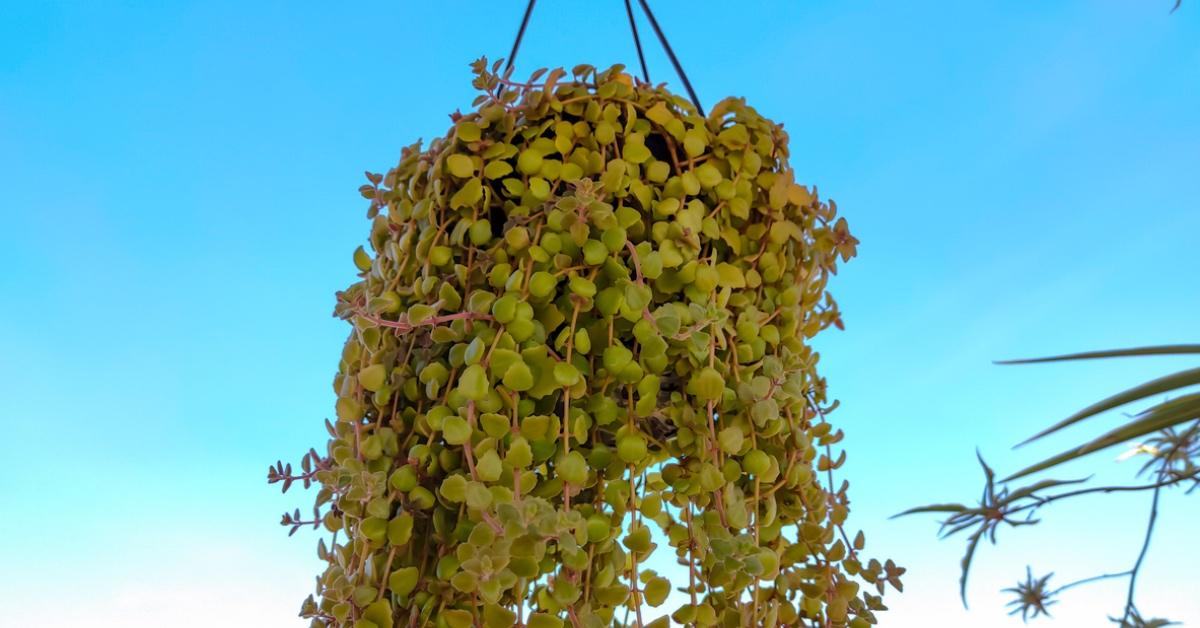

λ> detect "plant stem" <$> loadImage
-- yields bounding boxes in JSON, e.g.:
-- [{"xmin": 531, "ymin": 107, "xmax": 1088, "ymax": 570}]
[
  {"xmin": 1009, "ymin": 469, "xmax": 1199, "ymax": 516},
  {"xmin": 1120, "ymin": 478, "xmax": 1163, "ymax": 624},
  {"xmin": 1048, "ymin": 570, "xmax": 1132, "ymax": 597}
]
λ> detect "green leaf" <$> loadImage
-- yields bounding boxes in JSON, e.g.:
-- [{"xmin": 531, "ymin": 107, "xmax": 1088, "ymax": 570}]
[
  {"xmin": 646, "ymin": 160, "xmax": 670, "ymax": 183},
  {"xmin": 408, "ymin": 303, "xmax": 436, "ymax": 325},
  {"xmin": 484, "ymin": 160, "xmax": 513, "ymax": 179},
  {"xmin": 695, "ymin": 163, "xmax": 722, "ymax": 188},
  {"xmin": 491, "ymin": 294, "xmax": 518, "ymax": 323},
  {"xmin": 442, "ymin": 416, "xmax": 472, "ymax": 446},
  {"xmin": 358, "ymin": 364, "xmax": 387, "ymax": 392},
  {"xmin": 586, "ymin": 514, "xmax": 611, "ymax": 543},
  {"xmin": 506, "ymin": 436, "xmax": 533, "ymax": 469},
  {"xmin": 456, "ymin": 120, "xmax": 481, "ymax": 142},
  {"xmin": 483, "ymin": 605, "xmax": 517, "ymax": 628},
  {"xmin": 1015, "ymin": 367, "xmax": 1200, "ymax": 447},
  {"xmin": 480, "ymin": 412, "xmax": 510, "ymax": 439},
  {"xmin": 387, "ymin": 513, "xmax": 414, "ymax": 545},
  {"xmin": 617, "ymin": 433, "xmax": 647, "ymax": 463},
  {"xmin": 997, "ymin": 345, "xmax": 1200, "ymax": 364},
  {"xmin": 389, "ymin": 465, "xmax": 417, "ymax": 492},
  {"xmin": 603, "ymin": 345, "xmax": 634, "ymax": 374},
  {"xmin": 890, "ymin": 503, "xmax": 968, "ymax": 519},
  {"xmin": 526, "ymin": 613, "xmax": 564, "ymax": 628},
  {"xmin": 1006, "ymin": 392, "xmax": 1200, "ymax": 480},
  {"xmin": 499, "ymin": 360, "xmax": 532, "ymax": 391},
  {"xmin": 360, "ymin": 517, "xmax": 387, "ymax": 543},
  {"xmin": 333, "ymin": 398, "xmax": 360, "ymax": 422},
  {"xmin": 529, "ymin": 271, "xmax": 557, "ymax": 298},
  {"xmin": 362, "ymin": 599, "xmax": 394, "ymax": 628},
  {"xmin": 645, "ymin": 101, "xmax": 673, "ymax": 126},
  {"xmin": 976, "ymin": 449, "xmax": 996, "ymax": 486},
  {"xmin": 623, "ymin": 283, "xmax": 651, "ymax": 310},
  {"xmin": 623, "ymin": 524, "xmax": 651, "ymax": 552},
  {"xmin": 458, "ymin": 364, "xmax": 490, "ymax": 401},
  {"xmin": 517, "ymin": 148, "xmax": 543, "ymax": 175},
  {"xmin": 442, "ymin": 610, "xmax": 473, "ymax": 628},
  {"xmin": 683, "ymin": 129, "xmax": 706, "ymax": 157},
  {"xmin": 623, "ymin": 142, "xmax": 651, "ymax": 164},
  {"xmin": 446, "ymin": 154, "xmax": 475, "ymax": 178},
  {"xmin": 716, "ymin": 262, "xmax": 745, "ymax": 289},
  {"xmin": 644, "ymin": 576, "xmax": 671, "ymax": 606},
  {"xmin": 717, "ymin": 426, "xmax": 744, "ymax": 454},
  {"xmin": 553, "ymin": 362, "xmax": 581, "ymax": 386},
  {"xmin": 353, "ymin": 245, "xmax": 372, "ymax": 271},
  {"xmin": 407, "ymin": 486, "xmax": 435, "ymax": 510},
  {"xmin": 560, "ymin": 451, "xmax": 588, "ymax": 485},
  {"xmin": 583, "ymin": 239, "xmax": 608, "ymax": 265},
  {"xmin": 501, "ymin": 177, "xmax": 525, "ymax": 197},
  {"xmin": 958, "ymin": 530, "xmax": 984, "ymax": 607},
  {"xmin": 693, "ymin": 367, "xmax": 725, "ymax": 401},
  {"xmin": 477, "ymin": 449, "xmax": 502, "ymax": 482},
  {"xmin": 449, "ymin": 178, "xmax": 483, "ymax": 209},
  {"xmin": 1004, "ymin": 476, "xmax": 1090, "ymax": 502},
  {"xmin": 743, "ymin": 449, "xmax": 770, "ymax": 476},
  {"xmin": 388, "ymin": 566, "xmax": 419, "ymax": 597},
  {"xmin": 594, "ymin": 121, "xmax": 616, "ymax": 145},
  {"xmin": 466, "ymin": 481, "xmax": 492, "ymax": 510},
  {"xmin": 468, "ymin": 220, "xmax": 492, "ymax": 246},
  {"xmin": 441, "ymin": 474, "xmax": 468, "ymax": 502},
  {"xmin": 529, "ymin": 176, "xmax": 550, "ymax": 200},
  {"xmin": 450, "ymin": 571, "xmax": 478, "ymax": 593},
  {"xmin": 717, "ymin": 125, "xmax": 749, "ymax": 148}
]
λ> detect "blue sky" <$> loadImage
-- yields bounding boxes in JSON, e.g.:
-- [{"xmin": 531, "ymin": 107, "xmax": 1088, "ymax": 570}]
[{"xmin": 1, "ymin": 1, "xmax": 1197, "ymax": 626}]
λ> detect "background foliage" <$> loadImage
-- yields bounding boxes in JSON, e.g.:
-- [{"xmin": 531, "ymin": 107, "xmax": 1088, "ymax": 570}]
[{"xmin": 901, "ymin": 346, "xmax": 1199, "ymax": 625}]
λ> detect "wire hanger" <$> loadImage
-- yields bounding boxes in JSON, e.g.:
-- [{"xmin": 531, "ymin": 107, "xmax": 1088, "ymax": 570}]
[{"xmin": 503, "ymin": 0, "xmax": 705, "ymax": 116}]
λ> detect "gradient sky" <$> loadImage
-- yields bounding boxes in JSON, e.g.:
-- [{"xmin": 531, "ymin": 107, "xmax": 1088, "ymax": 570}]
[{"xmin": 2, "ymin": 2, "xmax": 1197, "ymax": 626}]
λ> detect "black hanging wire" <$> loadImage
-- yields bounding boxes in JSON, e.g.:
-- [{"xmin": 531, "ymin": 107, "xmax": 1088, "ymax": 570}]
[
  {"xmin": 634, "ymin": 0, "xmax": 704, "ymax": 116},
  {"xmin": 623, "ymin": 0, "xmax": 651, "ymax": 83},
  {"xmin": 504, "ymin": 0, "xmax": 537, "ymax": 74},
  {"xmin": 502, "ymin": 0, "xmax": 702, "ymax": 116}
]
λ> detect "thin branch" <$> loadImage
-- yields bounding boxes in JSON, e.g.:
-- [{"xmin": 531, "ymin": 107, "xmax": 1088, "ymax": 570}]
[
  {"xmin": 624, "ymin": 240, "xmax": 644, "ymax": 286},
  {"xmin": 1121, "ymin": 478, "xmax": 1163, "ymax": 624},
  {"xmin": 1008, "ymin": 469, "xmax": 1199, "ymax": 516},
  {"xmin": 1049, "ymin": 570, "xmax": 1132, "ymax": 597},
  {"xmin": 355, "ymin": 309, "xmax": 494, "ymax": 333}
]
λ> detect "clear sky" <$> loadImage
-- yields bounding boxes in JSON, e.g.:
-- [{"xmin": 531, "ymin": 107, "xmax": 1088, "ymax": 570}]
[{"xmin": 1, "ymin": 1, "xmax": 1197, "ymax": 626}]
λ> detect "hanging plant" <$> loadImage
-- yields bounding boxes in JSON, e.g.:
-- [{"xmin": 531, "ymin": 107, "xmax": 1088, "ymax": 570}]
[{"xmin": 269, "ymin": 56, "xmax": 901, "ymax": 628}]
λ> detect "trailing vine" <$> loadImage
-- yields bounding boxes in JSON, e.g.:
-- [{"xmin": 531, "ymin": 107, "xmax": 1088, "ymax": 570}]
[{"xmin": 270, "ymin": 59, "xmax": 901, "ymax": 628}]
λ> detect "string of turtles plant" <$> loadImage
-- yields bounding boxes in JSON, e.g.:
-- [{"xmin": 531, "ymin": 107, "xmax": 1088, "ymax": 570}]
[{"xmin": 269, "ymin": 58, "xmax": 902, "ymax": 628}]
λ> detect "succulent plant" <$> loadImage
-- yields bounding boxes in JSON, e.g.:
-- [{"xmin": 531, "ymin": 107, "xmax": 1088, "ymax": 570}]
[{"xmin": 271, "ymin": 58, "xmax": 900, "ymax": 628}]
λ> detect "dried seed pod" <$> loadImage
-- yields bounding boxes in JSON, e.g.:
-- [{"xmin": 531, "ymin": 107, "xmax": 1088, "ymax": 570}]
[{"xmin": 276, "ymin": 57, "xmax": 900, "ymax": 628}]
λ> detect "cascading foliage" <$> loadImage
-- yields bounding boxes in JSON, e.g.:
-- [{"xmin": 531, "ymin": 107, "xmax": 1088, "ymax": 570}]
[{"xmin": 270, "ymin": 58, "xmax": 902, "ymax": 628}]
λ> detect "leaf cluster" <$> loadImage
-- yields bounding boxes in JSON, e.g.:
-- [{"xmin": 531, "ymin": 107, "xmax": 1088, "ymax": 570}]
[{"xmin": 274, "ymin": 58, "xmax": 899, "ymax": 628}]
